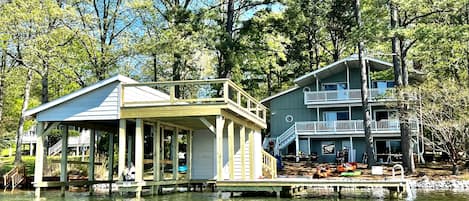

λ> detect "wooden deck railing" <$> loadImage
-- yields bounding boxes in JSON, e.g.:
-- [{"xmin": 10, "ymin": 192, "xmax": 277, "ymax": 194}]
[
  {"xmin": 121, "ymin": 79, "xmax": 267, "ymax": 121},
  {"xmin": 3, "ymin": 166, "xmax": 25, "ymax": 192},
  {"xmin": 261, "ymin": 150, "xmax": 277, "ymax": 179}
]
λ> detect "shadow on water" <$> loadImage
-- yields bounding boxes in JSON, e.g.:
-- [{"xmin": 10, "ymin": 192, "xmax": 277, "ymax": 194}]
[{"xmin": 1, "ymin": 190, "xmax": 469, "ymax": 201}]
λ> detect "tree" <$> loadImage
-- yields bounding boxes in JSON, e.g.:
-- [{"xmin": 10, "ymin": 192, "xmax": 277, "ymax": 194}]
[
  {"xmin": 355, "ymin": 0, "xmax": 376, "ymax": 167},
  {"xmin": 419, "ymin": 80, "xmax": 469, "ymax": 174},
  {"xmin": 72, "ymin": 0, "xmax": 135, "ymax": 81}
]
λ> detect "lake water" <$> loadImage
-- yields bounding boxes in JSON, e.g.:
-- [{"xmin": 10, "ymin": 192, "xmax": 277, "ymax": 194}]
[{"xmin": 1, "ymin": 191, "xmax": 469, "ymax": 201}]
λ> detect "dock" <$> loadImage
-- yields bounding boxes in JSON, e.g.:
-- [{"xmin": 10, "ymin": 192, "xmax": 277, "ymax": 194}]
[{"xmin": 216, "ymin": 178, "xmax": 409, "ymax": 198}]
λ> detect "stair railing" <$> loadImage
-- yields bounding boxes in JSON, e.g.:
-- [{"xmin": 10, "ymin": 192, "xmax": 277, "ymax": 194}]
[{"xmin": 261, "ymin": 150, "xmax": 277, "ymax": 179}]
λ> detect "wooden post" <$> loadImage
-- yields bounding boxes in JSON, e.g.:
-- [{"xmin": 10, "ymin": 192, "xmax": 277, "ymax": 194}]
[
  {"xmin": 216, "ymin": 115, "xmax": 224, "ymax": 180},
  {"xmin": 249, "ymin": 129, "xmax": 254, "ymax": 180},
  {"xmin": 170, "ymin": 86, "xmax": 175, "ymax": 104},
  {"xmin": 187, "ymin": 130, "xmax": 192, "ymax": 181},
  {"xmin": 88, "ymin": 129, "xmax": 96, "ymax": 194},
  {"xmin": 152, "ymin": 122, "xmax": 161, "ymax": 194},
  {"xmin": 172, "ymin": 128, "xmax": 179, "ymax": 180},
  {"xmin": 34, "ymin": 122, "xmax": 45, "ymax": 198},
  {"xmin": 239, "ymin": 126, "xmax": 246, "ymax": 180},
  {"xmin": 223, "ymin": 82, "xmax": 229, "ymax": 102},
  {"xmin": 135, "ymin": 118, "xmax": 144, "ymax": 197},
  {"xmin": 108, "ymin": 131, "xmax": 114, "ymax": 195},
  {"xmin": 228, "ymin": 120, "xmax": 234, "ymax": 180},
  {"xmin": 118, "ymin": 119, "xmax": 126, "ymax": 181},
  {"xmin": 60, "ymin": 125, "xmax": 69, "ymax": 196}
]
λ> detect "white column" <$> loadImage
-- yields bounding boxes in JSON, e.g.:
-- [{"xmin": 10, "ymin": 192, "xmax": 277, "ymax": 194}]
[
  {"xmin": 350, "ymin": 136, "xmax": 354, "ymax": 162},
  {"xmin": 118, "ymin": 119, "xmax": 126, "ymax": 181},
  {"xmin": 135, "ymin": 119, "xmax": 144, "ymax": 183},
  {"xmin": 34, "ymin": 122, "xmax": 45, "ymax": 198},
  {"xmin": 228, "ymin": 120, "xmax": 234, "ymax": 180},
  {"xmin": 216, "ymin": 115, "xmax": 224, "ymax": 181},
  {"xmin": 172, "ymin": 128, "xmax": 179, "ymax": 180},
  {"xmin": 187, "ymin": 130, "xmax": 192, "ymax": 181},
  {"xmin": 135, "ymin": 119, "xmax": 144, "ymax": 198},
  {"xmin": 152, "ymin": 122, "xmax": 161, "ymax": 194},
  {"xmin": 248, "ymin": 129, "xmax": 254, "ymax": 180},
  {"xmin": 239, "ymin": 126, "xmax": 246, "ymax": 179},
  {"xmin": 60, "ymin": 125, "xmax": 69, "ymax": 196},
  {"xmin": 153, "ymin": 122, "xmax": 161, "ymax": 182}
]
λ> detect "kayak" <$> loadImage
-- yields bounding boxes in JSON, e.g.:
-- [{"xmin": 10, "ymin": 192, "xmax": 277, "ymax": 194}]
[{"xmin": 340, "ymin": 170, "xmax": 362, "ymax": 177}]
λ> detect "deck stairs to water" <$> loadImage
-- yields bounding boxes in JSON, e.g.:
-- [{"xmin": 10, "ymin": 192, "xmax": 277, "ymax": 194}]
[
  {"xmin": 263, "ymin": 124, "xmax": 296, "ymax": 155},
  {"xmin": 3, "ymin": 166, "xmax": 25, "ymax": 192}
]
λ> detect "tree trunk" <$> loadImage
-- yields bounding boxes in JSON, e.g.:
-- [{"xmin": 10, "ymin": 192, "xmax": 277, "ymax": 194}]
[
  {"xmin": 15, "ymin": 69, "xmax": 33, "ymax": 165},
  {"xmin": 220, "ymin": 0, "xmax": 235, "ymax": 79},
  {"xmin": 390, "ymin": 2, "xmax": 402, "ymax": 86},
  {"xmin": 41, "ymin": 71, "xmax": 49, "ymax": 104},
  {"xmin": 0, "ymin": 72, "xmax": 4, "ymax": 123},
  {"xmin": 172, "ymin": 53, "xmax": 182, "ymax": 97},
  {"xmin": 355, "ymin": 0, "xmax": 375, "ymax": 167},
  {"xmin": 390, "ymin": 0, "xmax": 414, "ymax": 174},
  {"xmin": 153, "ymin": 53, "xmax": 158, "ymax": 82}
]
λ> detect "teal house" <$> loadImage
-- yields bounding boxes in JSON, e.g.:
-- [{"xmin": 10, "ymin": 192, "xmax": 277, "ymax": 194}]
[{"xmin": 261, "ymin": 55, "xmax": 419, "ymax": 163}]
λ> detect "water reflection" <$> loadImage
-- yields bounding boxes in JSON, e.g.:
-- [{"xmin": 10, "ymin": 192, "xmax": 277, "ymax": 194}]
[{"xmin": 2, "ymin": 191, "xmax": 469, "ymax": 201}]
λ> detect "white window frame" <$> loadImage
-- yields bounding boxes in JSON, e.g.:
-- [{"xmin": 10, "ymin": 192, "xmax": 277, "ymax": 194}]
[{"xmin": 321, "ymin": 141, "xmax": 336, "ymax": 155}]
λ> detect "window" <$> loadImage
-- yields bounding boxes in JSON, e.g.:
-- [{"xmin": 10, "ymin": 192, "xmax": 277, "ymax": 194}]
[
  {"xmin": 324, "ymin": 111, "xmax": 349, "ymax": 121},
  {"xmin": 322, "ymin": 141, "xmax": 335, "ymax": 155},
  {"xmin": 323, "ymin": 83, "xmax": 348, "ymax": 91},
  {"xmin": 285, "ymin": 115, "xmax": 294, "ymax": 122}
]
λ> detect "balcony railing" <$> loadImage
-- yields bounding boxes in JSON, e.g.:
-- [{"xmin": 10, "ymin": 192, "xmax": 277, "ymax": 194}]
[
  {"xmin": 304, "ymin": 88, "xmax": 396, "ymax": 104},
  {"xmin": 294, "ymin": 119, "xmax": 418, "ymax": 135},
  {"xmin": 121, "ymin": 79, "xmax": 267, "ymax": 122}
]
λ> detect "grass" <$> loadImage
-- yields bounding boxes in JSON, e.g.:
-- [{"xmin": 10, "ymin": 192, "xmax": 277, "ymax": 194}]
[{"xmin": 0, "ymin": 156, "xmax": 36, "ymax": 176}]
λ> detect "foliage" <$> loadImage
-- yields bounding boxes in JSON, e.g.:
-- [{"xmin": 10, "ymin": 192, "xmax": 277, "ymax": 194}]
[{"xmin": 419, "ymin": 80, "xmax": 469, "ymax": 168}]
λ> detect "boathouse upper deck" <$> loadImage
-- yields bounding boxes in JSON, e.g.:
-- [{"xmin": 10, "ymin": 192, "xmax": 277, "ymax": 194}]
[{"xmin": 120, "ymin": 79, "xmax": 268, "ymax": 129}]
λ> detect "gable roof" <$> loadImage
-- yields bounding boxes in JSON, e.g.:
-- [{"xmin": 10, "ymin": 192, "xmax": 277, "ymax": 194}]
[
  {"xmin": 261, "ymin": 55, "xmax": 392, "ymax": 103},
  {"xmin": 294, "ymin": 55, "xmax": 392, "ymax": 86},
  {"xmin": 260, "ymin": 86, "xmax": 299, "ymax": 104},
  {"xmin": 24, "ymin": 75, "xmax": 137, "ymax": 118}
]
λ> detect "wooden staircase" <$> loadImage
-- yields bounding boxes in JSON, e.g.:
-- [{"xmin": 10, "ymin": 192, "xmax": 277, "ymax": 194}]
[{"xmin": 3, "ymin": 166, "xmax": 25, "ymax": 192}]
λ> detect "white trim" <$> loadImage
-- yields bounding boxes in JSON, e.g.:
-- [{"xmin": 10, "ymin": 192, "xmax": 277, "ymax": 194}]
[
  {"xmin": 294, "ymin": 55, "xmax": 392, "ymax": 85},
  {"xmin": 260, "ymin": 86, "xmax": 300, "ymax": 103},
  {"xmin": 321, "ymin": 141, "xmax": 335, "ymax": 155},
  {"xmin": 285, "ymin": 115, "xmax": 294, "ymax": 123}
]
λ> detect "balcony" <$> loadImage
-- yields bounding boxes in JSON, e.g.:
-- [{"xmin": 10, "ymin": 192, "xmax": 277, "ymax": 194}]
[
  {"xmin": 294, "ymin": 119, "xmax": 418, "ymax": 136},
  {"xmin": 304, "ymin": 88, "xmax": 396, "ymax": 105},
  {"xmin": 120, "ymin": 79, "xmax": 267, "ymax": 127}
]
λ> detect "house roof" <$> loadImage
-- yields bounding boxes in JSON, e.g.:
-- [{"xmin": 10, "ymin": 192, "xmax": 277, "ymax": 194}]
[
  {"xmin": 294, "ymin": 55, "xmax": 393, "ymax": 86},
  {"xmin": 260, "ymin": 86, "xmax": 300, "ymax": 104},
  {"xmin": 24, "ymin": 75, "xmax": 138, "ymax": 118},
  {"xmin": 261, "ymin": 55, "xmax": 392, "ymax": 103}
]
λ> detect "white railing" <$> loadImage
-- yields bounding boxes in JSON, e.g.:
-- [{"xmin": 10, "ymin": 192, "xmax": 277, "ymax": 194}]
[
  {"xmin": 304, "ymin": 88, "xmax": 396, "ymax": 104},
  {"xmin": 261, "ymin": 150, "xmax": 277, "ymax": 179},
  {"xmin": 295, "ymin": 119, "xmax": 418, "ymax": 134}
]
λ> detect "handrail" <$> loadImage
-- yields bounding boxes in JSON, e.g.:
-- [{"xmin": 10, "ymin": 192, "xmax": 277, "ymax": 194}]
[
  {"xmin": 3, "ymin": 166, "xmax": 25, "ymax": 192},
  {"xmin": 304, "ymin": 88, "xmax": 397, "ymax": 103},
  {"xmin": 261, "ymin": 150, "xmax": 277, "ymax": 179},
  {"xmin": 295, "ymin": 120, "xmax": 418, "ymax": 134},
  {"xmin": 121, "ymin": 79, "xmax": 267, "ymax": 122}
]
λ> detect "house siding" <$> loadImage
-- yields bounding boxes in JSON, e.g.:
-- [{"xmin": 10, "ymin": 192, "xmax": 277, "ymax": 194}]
[
  {"xmin": 192, "ymin": 129, "xmax": 216, "ymax": 180},
  {"xmin": 37, "ymin": 82, "xmax": 120, "ymax": 121}
]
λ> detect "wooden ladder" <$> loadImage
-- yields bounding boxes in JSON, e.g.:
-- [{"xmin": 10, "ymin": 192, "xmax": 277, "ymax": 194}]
[{"xmin": 3, "ymin": 166, "xmax": 25, "ymax": 192}]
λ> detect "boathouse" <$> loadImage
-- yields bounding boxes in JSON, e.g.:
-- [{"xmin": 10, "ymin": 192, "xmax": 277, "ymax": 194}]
[{"xmin": 24, "ymin": 75, "xmax": 276, "ymax": 198}]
